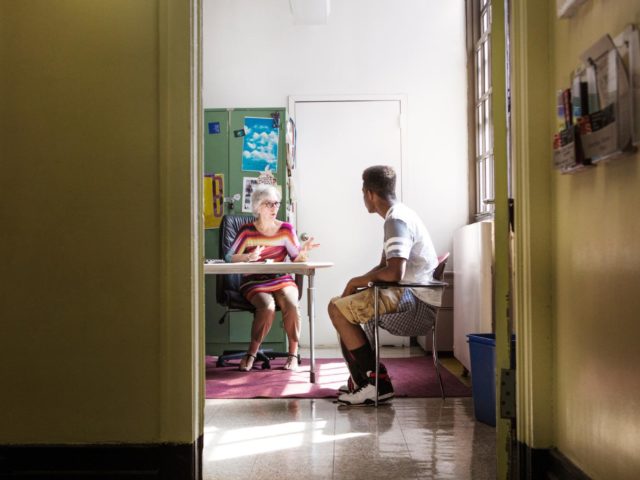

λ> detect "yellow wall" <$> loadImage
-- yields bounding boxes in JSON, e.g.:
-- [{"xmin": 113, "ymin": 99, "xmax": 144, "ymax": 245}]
[
  {"xmin": 552, "ymin": 2, "xmax": 640, "ymax": 478},
  {"xmin": 0, "ymin": 0, "xmax": 200, "ymax": 444}
]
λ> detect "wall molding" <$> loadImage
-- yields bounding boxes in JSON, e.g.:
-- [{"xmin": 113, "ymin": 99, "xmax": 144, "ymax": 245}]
[{"xmin": 516, "ymin": 443, "xmax": 591, "ymax": 480}]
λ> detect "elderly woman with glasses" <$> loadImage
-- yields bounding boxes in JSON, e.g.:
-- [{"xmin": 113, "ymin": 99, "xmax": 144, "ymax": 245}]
[{"xmin": 226, "ymin": 184, "xmax": 319, "ymax": 371}]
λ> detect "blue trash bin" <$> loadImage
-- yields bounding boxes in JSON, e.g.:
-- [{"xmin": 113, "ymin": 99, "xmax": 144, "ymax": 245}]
[{"xmin": 467, "ymin": 333, "xmax": 515, "ymax": 427}]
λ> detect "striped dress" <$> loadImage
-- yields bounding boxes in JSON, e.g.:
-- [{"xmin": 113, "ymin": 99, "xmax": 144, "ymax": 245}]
[{"xmin": 226, "ymin": 222, "xmax": 301, "ymax": 300}]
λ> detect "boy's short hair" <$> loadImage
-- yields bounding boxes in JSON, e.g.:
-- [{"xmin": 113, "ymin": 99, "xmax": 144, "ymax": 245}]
[{"xmin": 362, "ymin": 165, "xmax": 396, "ymax": 199}]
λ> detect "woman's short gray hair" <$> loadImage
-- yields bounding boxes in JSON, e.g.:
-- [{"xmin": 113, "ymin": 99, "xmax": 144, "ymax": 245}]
[{"xmin": 251, "ymin": 184, "xmax": 281, "ymax": 216}]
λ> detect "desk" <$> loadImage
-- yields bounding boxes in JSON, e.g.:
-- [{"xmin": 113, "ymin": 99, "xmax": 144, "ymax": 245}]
[{"xmin": 204, "ymin": 261, "xmax": 333, "ymax": 383}]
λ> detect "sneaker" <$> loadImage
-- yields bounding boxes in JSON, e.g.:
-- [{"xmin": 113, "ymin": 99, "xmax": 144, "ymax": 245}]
[
  {"xmin": 338, "ymin": 363, "xmax": 388, "ymax": 394},
  {"xmin": 338, "ymin": 376, "xmax": 356, "ymax": 394},
  {"xmin": 337, "ymin": 383, "xmax": 378, "ymax": 406},
  {"xmin": 337, "ymin": 372, "xmax": 394, "ymax": 406},
  {"xmin": 367, "ymin": 370, "xmax": 395, "ymax": 402}
]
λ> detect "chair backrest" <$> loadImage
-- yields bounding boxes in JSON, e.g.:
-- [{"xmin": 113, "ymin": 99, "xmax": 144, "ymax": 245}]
[
  {"xmin": 216, "ymin": 214, "xmax": 255, "ymax": 306},
  {"xmin": 433, "ymin": 252, "xmax": 450, "ymax": 281}
]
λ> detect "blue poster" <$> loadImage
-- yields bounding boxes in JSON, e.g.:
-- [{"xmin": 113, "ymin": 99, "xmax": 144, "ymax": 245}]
[{"xmin": 241, "ymin": 117, "xmax": 279, "ymax": 173}]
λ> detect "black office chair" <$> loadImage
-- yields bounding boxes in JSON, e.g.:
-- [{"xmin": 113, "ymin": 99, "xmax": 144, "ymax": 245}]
[{"xmin": 215, "ymin": 214, "xmax": 304, "ymax": 369}]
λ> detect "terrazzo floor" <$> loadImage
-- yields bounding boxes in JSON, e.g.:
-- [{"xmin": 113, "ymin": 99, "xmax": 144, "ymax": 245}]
[{"xmin": 203, "ymin": 347, "xmax": 496, "ymax": 480}]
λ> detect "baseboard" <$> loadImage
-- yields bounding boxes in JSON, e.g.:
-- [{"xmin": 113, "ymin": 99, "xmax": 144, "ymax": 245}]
[
  {"xmin": 516, "ymin": 442, "xmax": 591, "ymax": 479},
  {"xmin": 0, "ymin": 436, "xmax": 203, "ymax": 480},
  {"xmin": 433, "ymin": 350, "xmax": 454, "ymax": 357}
]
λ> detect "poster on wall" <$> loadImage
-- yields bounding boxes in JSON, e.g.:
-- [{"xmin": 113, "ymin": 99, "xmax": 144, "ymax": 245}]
[
  {"xmin": 242, "ymin": 177, "xmax": 259, "ymax": 213},
  {"xmin": 241, "ymin": 117, "xmax": 279, "ymax": 173},
  {"xmin": 204, "ymin": 173, "xmax": 224, "ymax": 229}
]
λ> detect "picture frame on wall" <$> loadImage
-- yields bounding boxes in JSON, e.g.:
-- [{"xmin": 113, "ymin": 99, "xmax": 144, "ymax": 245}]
[{"xmin": 242, "ymin": 177, "xmax": 259, "ymax": 213}]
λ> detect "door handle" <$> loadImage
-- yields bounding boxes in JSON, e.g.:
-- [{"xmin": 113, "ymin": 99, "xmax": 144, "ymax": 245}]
[{"xmin": 224, "ymin": 193, "xmax": 241, "ymax": 210}]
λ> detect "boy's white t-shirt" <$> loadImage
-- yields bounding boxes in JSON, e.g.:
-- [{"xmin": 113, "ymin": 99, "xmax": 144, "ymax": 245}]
[{"xmin": 383, "ymin": 202, "xmax": 442, "ymax": 306}]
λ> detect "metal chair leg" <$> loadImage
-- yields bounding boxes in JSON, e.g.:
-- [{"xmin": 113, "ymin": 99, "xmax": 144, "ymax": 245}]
[
  {"xmin": 432, "ymin": 319, "xmax": 445, "ymax": 400},
  {"xmin": 368, "ymin": 276, "xmax": 448, "ymax": 405},
  {"xmin": 374, "ymin": 286, "xmax": 380, "ymax": 407}
]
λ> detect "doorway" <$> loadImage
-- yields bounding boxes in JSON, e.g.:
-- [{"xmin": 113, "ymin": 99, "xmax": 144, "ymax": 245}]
[{"xmin": 289, "ymin": 96, "xmax": 407, "ymax": 347}]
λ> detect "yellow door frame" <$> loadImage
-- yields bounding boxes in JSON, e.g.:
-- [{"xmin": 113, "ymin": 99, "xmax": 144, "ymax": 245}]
[
  {"xmin": 489, "ymin": 1, "xmax": 513, "ymax": 477},
  {"xmin": 511, "ymin": 0, "xmax": 555, "ymax": 461}
]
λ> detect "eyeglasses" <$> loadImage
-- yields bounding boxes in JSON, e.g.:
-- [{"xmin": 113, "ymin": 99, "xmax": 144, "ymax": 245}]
[{"xmin": 262, "ymin": 201, "xmax": 281, "ymax": 209}]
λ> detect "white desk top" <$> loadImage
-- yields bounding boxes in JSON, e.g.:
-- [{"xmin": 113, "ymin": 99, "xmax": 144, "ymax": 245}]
[{"xmin": 203, "ymin": 261, "xmax": 333, "ymax": 276}]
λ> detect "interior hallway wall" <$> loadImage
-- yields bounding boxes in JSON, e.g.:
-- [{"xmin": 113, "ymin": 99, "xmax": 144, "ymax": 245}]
[
  {"xmin": 0, "ymin": 0, "xmax": 199, "ymax": 446},
  {"xmin": 551, "ymin": 2, "xmax": 640, "ymax": 478}
]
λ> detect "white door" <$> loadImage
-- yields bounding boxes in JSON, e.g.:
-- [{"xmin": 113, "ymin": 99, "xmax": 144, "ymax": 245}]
[{"xmin": 292, "ymin": 98, "xmax": 406, "ymax": 347}]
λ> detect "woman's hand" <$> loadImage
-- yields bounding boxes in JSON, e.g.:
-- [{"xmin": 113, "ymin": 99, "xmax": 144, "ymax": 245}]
[
  {"xmin": 295, "ymin": 237, "xmax": 320, "ymax": 262},
  {"xmin": 247, "ymin": 246, "xmax": 264, "ymax": 262}
]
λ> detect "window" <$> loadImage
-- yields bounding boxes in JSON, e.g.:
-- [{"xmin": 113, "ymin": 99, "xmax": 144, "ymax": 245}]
[{"xmin": 471, "ymin": 0, "xmax": 494, "ymax": 218}]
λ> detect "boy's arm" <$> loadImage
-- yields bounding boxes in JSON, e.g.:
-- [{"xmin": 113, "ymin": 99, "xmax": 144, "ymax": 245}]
[
  {"xmin": 364, "ymin": 251, "xmax": 386, "ymax": 274},
  {"xmin": 341, "ymin": 257, "xmax": 406, "ymax": 297}
]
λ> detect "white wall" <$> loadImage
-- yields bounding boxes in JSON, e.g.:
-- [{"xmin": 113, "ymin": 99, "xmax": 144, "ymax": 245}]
[{"xmin": 203, "ymin": 0, "xmax": 469, "ymax": 345}]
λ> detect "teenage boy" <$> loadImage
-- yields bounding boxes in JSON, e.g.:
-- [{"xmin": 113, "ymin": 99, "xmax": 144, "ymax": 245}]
[{"xmin": 328, "ymin": 165, "xmax": 439, "ymax": 406}]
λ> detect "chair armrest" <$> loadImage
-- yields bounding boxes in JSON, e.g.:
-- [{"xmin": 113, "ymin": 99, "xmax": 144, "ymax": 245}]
[{"xmin": 367, "ymin": 280, "xmax": 448, "ymax": 289}]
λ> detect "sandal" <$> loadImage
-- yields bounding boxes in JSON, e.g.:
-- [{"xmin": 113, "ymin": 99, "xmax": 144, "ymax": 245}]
[
  {"xmin": 283, "ymin": 354, "xmax": 299, "ymax": 371},
  {"xmin": 239, "ymin": 353, "xmax": 256, "ymax": 371}
]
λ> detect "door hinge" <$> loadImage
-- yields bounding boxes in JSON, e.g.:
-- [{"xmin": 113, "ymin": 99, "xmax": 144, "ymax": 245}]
[
  {"xmin": 508, "ymin": 197, "xmax": 515, "ymax": 232},
  {"xmin": 500, "ymin": 368, "xmax": 516, "ymax": 419}
]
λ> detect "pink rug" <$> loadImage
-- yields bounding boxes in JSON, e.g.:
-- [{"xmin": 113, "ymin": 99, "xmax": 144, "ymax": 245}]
[{"xmin": 206, "ymin": 356, "xmax": 471, "ymax": 399}]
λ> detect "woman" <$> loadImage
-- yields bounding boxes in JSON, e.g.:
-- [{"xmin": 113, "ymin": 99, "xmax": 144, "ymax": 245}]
[{"xmin": 226, "ymin": 184, "xmax": 319, "ymax": 371}]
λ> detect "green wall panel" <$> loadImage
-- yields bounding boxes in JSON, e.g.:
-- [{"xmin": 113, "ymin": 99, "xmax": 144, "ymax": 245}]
[{"xmin": 204, "ymin": 108, "xmax": 288, "ymax": 356}]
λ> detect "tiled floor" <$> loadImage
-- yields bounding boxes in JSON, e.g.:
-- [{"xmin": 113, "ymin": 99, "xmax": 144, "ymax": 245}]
[{"xmin": 203, "ymin": 347, "xmax": 496, "ymax": 480}]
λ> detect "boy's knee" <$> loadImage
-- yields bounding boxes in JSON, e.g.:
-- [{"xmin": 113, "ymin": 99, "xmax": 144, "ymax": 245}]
[
  {"xmin": 327, "ymin": 300, "xmax": 337, "ymax": 319},
  {"xmin": 328, "ymin": 301, "xmax": 343, "ymax": 327}
]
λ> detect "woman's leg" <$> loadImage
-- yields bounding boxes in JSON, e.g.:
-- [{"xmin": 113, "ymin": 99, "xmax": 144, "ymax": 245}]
[
  {"xmin": 274, "ymin": 286, "xmax": 301, "ymax": 356},
  {"xmin": 246, "ymin": 292, "xmax": 276, "ymax": 355}
]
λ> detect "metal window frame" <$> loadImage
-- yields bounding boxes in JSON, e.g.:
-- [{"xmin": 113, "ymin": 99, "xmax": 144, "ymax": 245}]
[{"xmin": 471, "ymin": 0, "xmax": 495, "ymax": 219}]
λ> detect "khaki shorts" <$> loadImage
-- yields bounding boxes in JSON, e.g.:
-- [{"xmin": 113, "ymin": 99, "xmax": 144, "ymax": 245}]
[{"xmin": 330, "ymin": 287, "xmax": 404, "ymax": 325}]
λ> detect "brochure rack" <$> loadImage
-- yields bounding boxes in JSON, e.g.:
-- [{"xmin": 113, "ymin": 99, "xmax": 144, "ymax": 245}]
[
  {"xmin": 553, "ymin": 25, "xmax": 639, "ymax": 174},
  {"xmin": 553, "ymin": 125, "xmax": 591, "ymax": 174}
]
